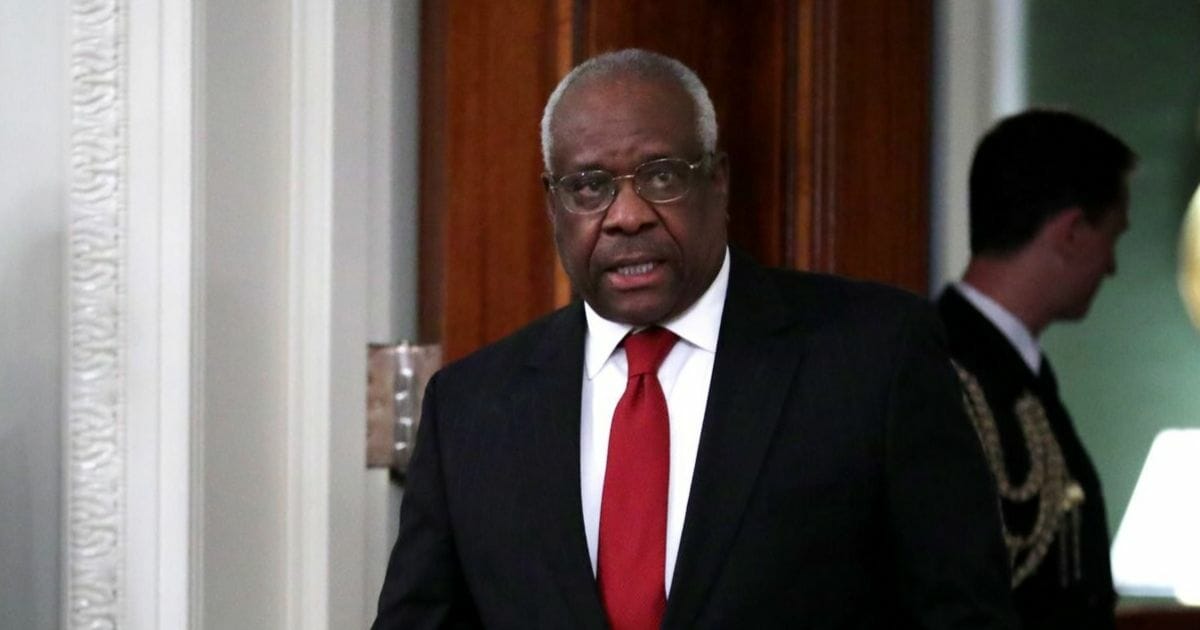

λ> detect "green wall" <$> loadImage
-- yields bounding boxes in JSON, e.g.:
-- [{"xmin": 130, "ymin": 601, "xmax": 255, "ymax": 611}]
[{"xmin": 1026, "ymin": 0, "xmax": 1200, "ymax": 535}]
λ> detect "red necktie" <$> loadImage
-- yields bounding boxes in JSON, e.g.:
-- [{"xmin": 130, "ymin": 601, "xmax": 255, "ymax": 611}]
[{"xmin": 598, "ymin": 327, "xmax": 679, "ymax": 630}]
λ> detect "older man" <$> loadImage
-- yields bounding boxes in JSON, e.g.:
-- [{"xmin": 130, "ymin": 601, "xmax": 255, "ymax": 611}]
[{"xmin": 373, "ymin": 49, "xmax": 1017, "ymax": 629}]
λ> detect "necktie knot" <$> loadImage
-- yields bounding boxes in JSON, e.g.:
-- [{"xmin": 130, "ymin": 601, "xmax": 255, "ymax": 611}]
[{"xmin": 623, "ymin": 327, "xmax": 679, "ymax": 377}]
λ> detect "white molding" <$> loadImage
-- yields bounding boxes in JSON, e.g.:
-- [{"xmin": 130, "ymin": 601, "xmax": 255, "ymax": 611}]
[
  {"xmin": 64, "ymin": 0, "xmax": 128, "ymax": 627},
  {"xmin": 187, "ymin": 1, "xmax": 206, "ymax": 625},
  {"xmin": 67, "ymin": 0, "xmax": 200, "ymax": 628},
  {"xmin": 330, "ymin": 3, "xmax": 372, "ymax": 625},
  {"xmin": 367, "ymin": 0, "xmax": 399, "ymax": 343},
  {"xmin": 287, "ymin": 1, "xmax": 378, "ymax": 626},
  {"xmin": 125, "ymin": 0, "xmax": 198, "ymax": 628},
  {"xmin": 287, "ymin": 0, "xmax": 335, "ymax": 628}
]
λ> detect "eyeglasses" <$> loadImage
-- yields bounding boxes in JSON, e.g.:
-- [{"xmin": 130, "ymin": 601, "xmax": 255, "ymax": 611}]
[{"xmin": 543, "ymin": 155, "xmax": 713, "ymax": 215}]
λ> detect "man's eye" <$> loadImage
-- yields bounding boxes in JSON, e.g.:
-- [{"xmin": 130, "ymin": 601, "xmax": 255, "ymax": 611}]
[
  {"xmin": 568, "ymin": 176, "xmax": 609, "ymax": 196},
  {"xmin": 642, "ymin": 167, "xmax": 682, "ymax": 190}
]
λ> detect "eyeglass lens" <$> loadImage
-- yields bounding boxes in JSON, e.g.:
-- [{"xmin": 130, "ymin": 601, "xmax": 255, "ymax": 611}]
[{"xmin": 556, "ymin": 158, "xmax": 695, "ymax": 213}]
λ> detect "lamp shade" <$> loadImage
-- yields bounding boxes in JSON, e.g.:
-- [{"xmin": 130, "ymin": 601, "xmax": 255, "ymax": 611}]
[{"xmin": 1110, "ymin": 429, "xmax": 1200, "ymax": 605}]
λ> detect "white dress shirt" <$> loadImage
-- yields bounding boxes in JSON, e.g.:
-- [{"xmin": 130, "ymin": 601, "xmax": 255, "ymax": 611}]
[
  {"xmin": 580, "ymin": 248, "xmax": 730, "ymax": 594},
  {"xmin": 955, "ymin": 281, "xmax": 1042, "ymax": 373}
]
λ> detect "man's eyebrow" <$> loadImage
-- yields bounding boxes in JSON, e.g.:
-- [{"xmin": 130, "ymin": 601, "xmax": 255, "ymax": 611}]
[
  {"xmin": 640, "ymin": 152, "xmax": 675, "ymax": 163},
  {"xmin": 565, "ymin": 153, "xmax": 680, "ymax": 174},
  {"xmin": 568, "ymin": 161, "xmax": 609, "ymax": 173}
]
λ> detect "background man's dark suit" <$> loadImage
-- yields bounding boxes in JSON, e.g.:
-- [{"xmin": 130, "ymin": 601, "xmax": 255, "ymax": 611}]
[
  {"xmin": 939, "ymin": 287, "xmax": 1116, "ymax": 630},
  {"xmin": 373, "ymin": 252, "xmax": 1017, "ymax": 629}
]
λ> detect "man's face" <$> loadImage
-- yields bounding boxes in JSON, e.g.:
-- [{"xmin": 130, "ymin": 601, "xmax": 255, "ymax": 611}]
[
  {"xmin": 1060, "ymin": 200, "xmax": 1128, "ymax": 319},
  {"xmin": 545, "ymin": 77, "xmax": 729, "ymax": 326}
]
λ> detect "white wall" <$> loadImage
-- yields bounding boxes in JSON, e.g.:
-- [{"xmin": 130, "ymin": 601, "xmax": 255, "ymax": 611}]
[
  {"xmin": 201, "ymin": 0, "xmax": 293, "ymax": 626},
  {"xmin": 929, "ymin": 0, "xmax": 1026, "ymax": 293},
  {"xmin": 0, "ymin": 3, "xmax": 66, "ymax": 629}
]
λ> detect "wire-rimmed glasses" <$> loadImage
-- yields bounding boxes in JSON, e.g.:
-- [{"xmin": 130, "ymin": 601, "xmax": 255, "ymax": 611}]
[{"xmin": 543, "ymin": 154, "xmax": 713, "ymax": 215}]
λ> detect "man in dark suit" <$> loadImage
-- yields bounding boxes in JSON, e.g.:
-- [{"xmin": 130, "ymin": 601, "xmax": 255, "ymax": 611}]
[
  {"xmin": 374, "ymin": 49, "xmax": 1017, "ymax": 629},
  {"xmin": 939, "ymin": 109, "xmax": 1136, "ymax": 630}
]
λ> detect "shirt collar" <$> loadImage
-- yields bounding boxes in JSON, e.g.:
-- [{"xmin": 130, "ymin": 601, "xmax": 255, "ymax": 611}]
[
  {"xmin": 955, "ymin": 281, "xmax": 1042, "ymax": 373},
  {"xmin": 584, "ymin": 248, "xmax": 730, "ymax": 379}
]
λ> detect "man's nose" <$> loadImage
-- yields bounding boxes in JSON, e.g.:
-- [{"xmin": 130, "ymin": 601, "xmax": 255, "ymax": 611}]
[{"xmin": 602, "ymin": 179, "xmax": 659, "ymax": 234}]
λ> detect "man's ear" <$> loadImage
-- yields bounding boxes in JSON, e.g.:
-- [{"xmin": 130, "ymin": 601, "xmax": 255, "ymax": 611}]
[
  {"xmin": 1042, "ymin": 206, "xmax": 1087, "ymax": 259},
  {"xmin": 541, "ymin": 175, "xmax": 557, "ymax": 224}
]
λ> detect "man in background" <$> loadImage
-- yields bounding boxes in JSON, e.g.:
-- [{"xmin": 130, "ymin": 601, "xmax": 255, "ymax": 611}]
[
  {"xmin": 940, "ymin": 109, "xmax": 1135, "ymax": 630},
  {"xmin": 374, "ymin": 49, "xmax": 1017, "ymax": 629}
]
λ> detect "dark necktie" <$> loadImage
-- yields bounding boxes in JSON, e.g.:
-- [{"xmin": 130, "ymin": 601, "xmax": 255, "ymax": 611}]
[
  {"xmin": 1037, "ymin": 355, "xmax": 1061, "ymax": 399},
  {"xmin": 598, "ymin": 327, "xmax": 679, "ymax": 630}
]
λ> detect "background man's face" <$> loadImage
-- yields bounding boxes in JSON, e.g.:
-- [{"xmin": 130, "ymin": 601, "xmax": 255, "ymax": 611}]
[{"xmin": 546, "ymin": 76, "xmax": 729, "ymax": 326}]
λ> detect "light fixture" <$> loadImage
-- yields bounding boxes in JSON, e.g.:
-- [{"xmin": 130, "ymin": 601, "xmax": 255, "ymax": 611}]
[
  {"xmin": 1178, "ymin": 183, "xmax": 1200, "ymax": 329},
  {"xmin": 1110, "ymin": 429, "xmax": 1200, "ymax": 605}
]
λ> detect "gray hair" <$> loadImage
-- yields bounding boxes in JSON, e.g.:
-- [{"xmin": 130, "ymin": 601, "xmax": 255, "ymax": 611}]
[{"xmin": 540, "ymin": 49, "xmax": 718, "ymax": 171}]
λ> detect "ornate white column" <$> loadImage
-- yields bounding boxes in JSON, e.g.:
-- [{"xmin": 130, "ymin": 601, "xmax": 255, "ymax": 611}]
[
  {"xmin": 65, "ymin": 0, "xmax": 196, "ymax": 628},
  {"xmin": 65, "ymin": 1, "xmax": 128, "ymax": 627}
]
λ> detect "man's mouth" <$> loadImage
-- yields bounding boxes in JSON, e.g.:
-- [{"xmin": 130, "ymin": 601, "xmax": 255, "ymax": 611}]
[
  {"xmin": 615, "ymin": 261, "xmax": 657, "ymax": 276},
  {"xmin": 605, "ymin": 259, "xmax": 666, "ymax": 290}
]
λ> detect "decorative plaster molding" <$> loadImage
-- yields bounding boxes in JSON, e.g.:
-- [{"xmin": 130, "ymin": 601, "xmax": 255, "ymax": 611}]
[{"xmin": 66, "ymin": 0, "xmax": 127, "ymax": 628}]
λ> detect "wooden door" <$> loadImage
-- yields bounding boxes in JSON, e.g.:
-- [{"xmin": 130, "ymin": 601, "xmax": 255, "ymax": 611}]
[{"xmin": 421, "ymin": 0, "xmax": 930, "ymax": 361}]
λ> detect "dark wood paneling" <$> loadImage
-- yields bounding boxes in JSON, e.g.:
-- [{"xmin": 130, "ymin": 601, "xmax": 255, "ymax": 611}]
[
  {"xmin": 813, "ymin": 0, "xmax": 931, "ymax": 291},
  {"xmin": 419, "ymin": 0, "xmax": 568, "ymax": 361}
]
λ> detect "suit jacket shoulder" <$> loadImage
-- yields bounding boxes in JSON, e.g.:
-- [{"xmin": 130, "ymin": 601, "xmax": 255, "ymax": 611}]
[
  {"xmin": 738, "ymin": 251, "xmax": 945, "ymax": 342},
  {"xmin": 434, "ymin": 301, "xmax": 585, "ymax": 400}
]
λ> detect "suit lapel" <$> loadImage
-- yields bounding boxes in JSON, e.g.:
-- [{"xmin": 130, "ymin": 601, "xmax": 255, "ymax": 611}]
[
  {"xmin": 664, "ymin": 253, "xmax": 806, "ymax": 628},
  {"xmin": 513, "ymin": 303, "xmax": 607, "ymax": 630}
]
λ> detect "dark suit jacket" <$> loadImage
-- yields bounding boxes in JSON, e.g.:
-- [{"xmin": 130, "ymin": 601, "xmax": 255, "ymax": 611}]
[
  {"xmin": 938, "ymin": 287, "xmax": 1116, "ymax": 630},
  {"xmin": 373, "ymin": 252, "xmax": 1017, "ymax": 629}
]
